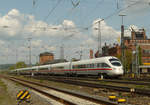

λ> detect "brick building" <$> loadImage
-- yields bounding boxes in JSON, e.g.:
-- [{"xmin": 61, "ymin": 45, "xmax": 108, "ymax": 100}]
[
  {"xmin": 124, "ymin": 28, "xmax": 150, "ymax": 64},
  {"xmin": 39, "ymin": 52, "xmax": 54, "ymax": 65}
]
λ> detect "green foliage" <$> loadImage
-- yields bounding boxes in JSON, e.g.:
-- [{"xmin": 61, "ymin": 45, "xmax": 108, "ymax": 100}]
[
  {"xmin": 124, "ymin": 49, "xmax": 132, "ymax": 72},
  {"xmin": 35, "ymin": 62, "xmax": 40, "ymax": 66},
  {"xmin": 9, "ymin": 66, "xmax": 15, "ymax": 70},
  {"xmin": 115, "ymin": 49, "xmax": 132, "ymax": 73},
  {"xmin": 116, "ymin": 53, "xmax": 121, "ymax": 61},
  {"xmin": 16, "ymin": 61, "xmax": 27, "ymax": 68},
  {"xmin": 9, "ymin": 61, "xmax": 27, "ymax": 70}
]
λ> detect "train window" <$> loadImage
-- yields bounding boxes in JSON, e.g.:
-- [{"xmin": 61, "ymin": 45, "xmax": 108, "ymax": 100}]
[
  {"xmin": 97, "ymin": 63, "xmax": 102, "ymax": 68},
  {"xmin": 72, "ymin": 65, "xmax": 75, "ymax": 69},
  {"xmin": 74, "ymin": 64, "xmax": 94, "ymax": 69},
  {"xmin": 39, "ymin": 68, "xmax": 46, "ymax": 70},
  {"xmin": 53, "ymin": 66, "xmax": 64, "ymax": 69},
  {"xmin": 79, "ymin": 65, "xmax": 86, "ymax": 68},
  {"xmin": 111, "ymin": 62, "xmax": 121, "ymax": 66},
  {"xmin": 101, "ymin": 63, "xmax": 110, "ymax": 68},
  {"xmin": 58, "ymin": 66, "xmax": 64, "ymax": 69},
  {"xmin": 73, "ymin": 65, "xmax": 79, "ymax": 69},
  {"xmin": 90, "ymin": 64, "xmax": 94, "ymax": 68},
  {"xmin": 86, "ymin": 64, "xmax": 91, "ymax": 68}
]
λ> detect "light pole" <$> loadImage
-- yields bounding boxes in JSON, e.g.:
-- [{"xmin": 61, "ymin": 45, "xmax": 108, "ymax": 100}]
[
  {"xmin": 95, "ymin": 19, "xmax": 104, "ymax": 57},
  {"xmin": 27, "ymin": 37, "xmax": 32, "ymax": 66},
  {"xmin": 33, "ymin": 54, "xmax": 38, "ymax": 65},
  {"xmin": 119, "ymin": 14, "xmax": 126, "ymax": 74}
]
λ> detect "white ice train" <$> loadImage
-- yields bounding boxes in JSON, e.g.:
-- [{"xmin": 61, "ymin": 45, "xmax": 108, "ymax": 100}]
[{"xmin": 13, "ymin": 56, "xmax": 124, "ymax": 77}]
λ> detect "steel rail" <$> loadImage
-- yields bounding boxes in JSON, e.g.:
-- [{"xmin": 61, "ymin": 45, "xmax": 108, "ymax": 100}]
[
  {"xmin": 4, "ymin": 77, "xmax": 76, "ymax": 105},
  {"xmin": 2, "ymin": 75, "xmax": 118, "ymax": 105},
  {"xmin": 25, "ymin": 75, "xmax": 150, "ymax": 86},
  {"xmin": 33, "ymin": 76, "xmax": 150, "ymax": 96}
]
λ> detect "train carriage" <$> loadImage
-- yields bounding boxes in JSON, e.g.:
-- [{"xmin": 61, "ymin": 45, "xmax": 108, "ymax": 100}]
[{"xmin": 13, "ymin": 56, "xmax": 124, "ymax": 77}]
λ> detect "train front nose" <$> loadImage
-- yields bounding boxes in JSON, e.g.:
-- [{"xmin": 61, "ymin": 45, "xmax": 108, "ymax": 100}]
[
  {"xmin": 113, "ymin": 67, "xmax": 124, "ymax": 76},
  {"xmin": 117, "ymin": 68, "xmax": 124, "ymax": 75}
]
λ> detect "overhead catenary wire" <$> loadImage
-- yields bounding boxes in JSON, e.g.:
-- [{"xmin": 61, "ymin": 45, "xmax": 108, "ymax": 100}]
[
  {"xmin": 53, "ymin": 0, "xmax": 142, "ymax": 34},
  {"xmin": 84, "ymin": 0, "xmax": 142, "ymax": 30},
  {"xmin": 51, "ymin": 0, "xmax": 104, "ymax": 35},
  {"xmin": 71, "ymin": 0, "xmax": 80, "ymax": 8},
  {"xmin": 53, "ymin": 0, "xmax": 80, "ymax": 25},
  {"xmin": 30, "ymin": 0, "xmax": 142, "ymax": 32},
  {"xmin": 44, "ymin": 0, "xmax": 63, "ymax": 22}
]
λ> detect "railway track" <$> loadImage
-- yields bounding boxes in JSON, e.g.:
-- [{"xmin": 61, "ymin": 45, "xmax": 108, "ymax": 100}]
[
  {"xmin": 1, "ymin": 75, "xmax": 119, "ymax": 105},
  {"xmin": 30, "ymin": 75, "xmax": 150, "ymax": 96},
  {"xmin": 35, "ymin": 75, "xmax": 150, "ymax": 86}
]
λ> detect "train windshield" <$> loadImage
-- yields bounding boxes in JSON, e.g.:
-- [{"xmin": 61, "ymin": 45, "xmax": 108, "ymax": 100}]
[
  {"xmin": 109, "ymin": 58, "xmax": 121, "ymax": 66},
  {"xmin": 109, "ymin": 58, "xmax": 119, "ymax": 62},
  {"xmin": 111, "ymin": 62, "xmax": 121, "ymax": 66}
]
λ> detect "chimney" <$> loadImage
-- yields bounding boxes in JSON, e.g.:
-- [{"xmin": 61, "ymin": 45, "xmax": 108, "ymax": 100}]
[{"xmin": 90, "ymin": 49, "xmax": 93, "ymax": 59}]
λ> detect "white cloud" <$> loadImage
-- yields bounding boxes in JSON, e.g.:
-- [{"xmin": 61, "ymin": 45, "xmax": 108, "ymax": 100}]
[
  {"xmin": 0, "ymin": 9, "xmax": 24, "ymax": 36},
  {"xmin": 1, "ymin": 9, "xmax": 142, "ymax": 64},
  {"xmin": 47, "ymin": 46, "xmax": 56, "ymax": 52},
  {"xmin": 8, "ymin": 9, "xmax": 20, "ymax": 17},
  {"xmin": 39, "ymin": 45, "xmax": 56, "ymax": 52},
  {"xmin": 82, "ymin": 38, "xmax": 96, "ymax": 47},
  {"xmin": 31, "ymin": 40, "xmax": 43, "ymax": 47},
  {"xmin": 92, "ymin": 19, "xmax": 120, "ymax": 44},
  {"xmin": 0, "ymin": 9, "xmax": 87, "ymax": 63},
  {"xmin": 0, "ymin": 40, "xmax": 5, "ymax": 45},
  {"xmin": 0, "ymin": 9, "xmax": 83, "ymax": 40},
  {"xmin": 124, "ymin": 25, "xmax": 139, "ymax": 36}
]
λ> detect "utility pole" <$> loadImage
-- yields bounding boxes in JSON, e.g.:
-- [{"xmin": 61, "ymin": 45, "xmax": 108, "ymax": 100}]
[
  {"xmin": 60, "ymin": 44, "xmax": 64, "ymax": 60},
  {"xmin": 16, "ymin": 49, "xmax": 18, "ymax": 64},
  {"xmin": 97, "ymin": 19, "xmax": 104, "ymax": 57},
  {"xmin": 80, "ymin": 45, "xmax": 83, "ymax": 60},
  {"xmin": 119, "ymin": 14, "xmax": 126, "ymax": 74},
  {"xmin": 27, "ymin": 37, "xmax": 32, "ymax": 67},
  {"xmin": 75, "ymin": 45, "xmax": 83, "ymax": 60},
  {"xmin": 135, "ymin": 44, "xmax": 139, "ymax": 77}
]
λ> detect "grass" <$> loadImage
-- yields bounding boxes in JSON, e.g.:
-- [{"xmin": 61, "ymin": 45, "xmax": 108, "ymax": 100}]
[
  {"xmin": 135, "ymin": 85, "xmax": 146, "ymax": 89},
  {"xmin": 0, "ymin": 79, "xmax": 16, "ymax": 105}
]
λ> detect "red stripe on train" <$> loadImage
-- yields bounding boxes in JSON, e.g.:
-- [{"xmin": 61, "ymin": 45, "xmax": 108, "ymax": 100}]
[{"xmin": 25, "ymin": 68, "xmax": 112, "ymax": 73}]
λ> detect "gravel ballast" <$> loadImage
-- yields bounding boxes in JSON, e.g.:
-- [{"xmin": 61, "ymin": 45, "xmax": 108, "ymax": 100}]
[{"xmin": 1, "ymin": 78, "xmax": 62, "ymax": 105}]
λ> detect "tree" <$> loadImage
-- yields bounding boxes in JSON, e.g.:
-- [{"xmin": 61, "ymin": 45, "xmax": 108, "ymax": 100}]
[
  {"xmin": 124, "ymin": 49, "xmax": 132, "ymax": 72},
  {"xmin": 16, "ymin": 61, "xmax": 27, "ymax": 68},
  {"xmin": 9, "ymin": 61, "xmax": 27, "ymax": 70},
  {"xmin": 115, "ymin": 49, "xmax": 132, "ymax": 73}
]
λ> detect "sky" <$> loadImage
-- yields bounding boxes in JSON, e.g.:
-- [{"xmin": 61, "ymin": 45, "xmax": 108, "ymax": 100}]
[{"xmin": 0, "ymin": 0, "xmax": 150, "ymax": 64}]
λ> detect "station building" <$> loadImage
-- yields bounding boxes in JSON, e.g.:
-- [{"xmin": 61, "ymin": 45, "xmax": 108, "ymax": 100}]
[
  {"xmin": 39, "ymin": 52, "xmax": 54, "ymax": 65},
  {"xmin": 124, "ymin": 28, "xmax": 150, "ymax": 73},
  {"xmin": 39, "ymin": 52, "xmax": 67, "ymax": 65}
]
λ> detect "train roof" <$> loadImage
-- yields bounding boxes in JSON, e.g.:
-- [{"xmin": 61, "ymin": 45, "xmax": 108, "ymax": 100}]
[
  {"xmin": 13, "ymin": 56, "xmax": 119, "ymax": 71},
  {"xmin": 73, "ymin": 56, "xmax": 117, "ymax": 64}
]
